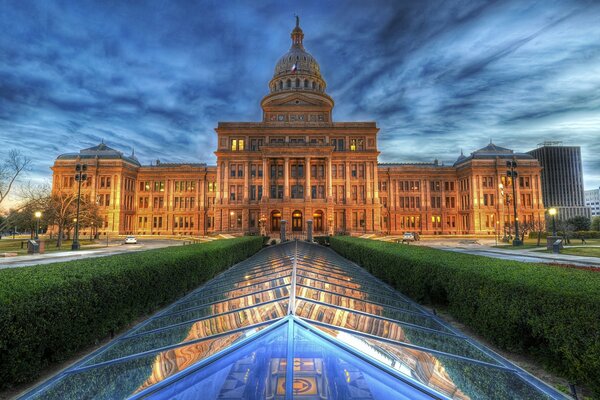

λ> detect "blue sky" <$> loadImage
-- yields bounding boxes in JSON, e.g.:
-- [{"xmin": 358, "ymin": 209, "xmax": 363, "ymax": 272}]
[{"xmin": 1, "ymin": 0, "xmax": 599, "ymax": 193}]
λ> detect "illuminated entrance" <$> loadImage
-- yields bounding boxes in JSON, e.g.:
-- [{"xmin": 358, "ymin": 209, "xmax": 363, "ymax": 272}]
[
  {"xmin": 271, "ymin": 210, "xmax": 282, "ymax": 231},
  {"xmin": 313, "ymin": 210, "xmax": 323, "ymax": 232},
  {"xmin": 292, "ymin": 210, "xmax": 303, "ymax": 231}
]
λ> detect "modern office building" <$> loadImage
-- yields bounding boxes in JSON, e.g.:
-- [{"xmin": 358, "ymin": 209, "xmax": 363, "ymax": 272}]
[
  {"xmin": 527, "ymin": 142, "xmax": 591, "ymax": 220},
  {"xmin": 50, "ymin": 20, "xmax": 546, "ymax": 237},
  {"xmin": 585, "ymin": 187, "xmax": 600, "ymax": 217}
]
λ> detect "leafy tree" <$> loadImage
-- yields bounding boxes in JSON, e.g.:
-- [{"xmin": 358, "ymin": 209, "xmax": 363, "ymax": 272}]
[
  {"xmin": 567, "ymin": 216, "xmax": 591, "ymax": 231},
  {"xmin": 591, "ymin": 216, "xmax": 600, "ymax": 231}
]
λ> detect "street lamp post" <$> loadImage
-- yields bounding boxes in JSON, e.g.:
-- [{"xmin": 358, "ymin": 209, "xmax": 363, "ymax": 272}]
[
  {"xmin": 548, "ymin": 208, "xmax": 557, "ymax": 236},
  {"xmin": 34, "ymin": 211, "xmax": 42, "ymax": 240},
  {"xmin": 506, "ymin": 160, "xmax": 522, "ymax": 246},
  {"xmin": 72, "ymin": 163, "xmax": 87, "ymax": 250}
]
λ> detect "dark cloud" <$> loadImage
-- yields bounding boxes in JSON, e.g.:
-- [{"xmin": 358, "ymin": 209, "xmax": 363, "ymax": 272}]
[{"xmin": 0, "ymin": 0, "xmax": 599, "ymax": 194}]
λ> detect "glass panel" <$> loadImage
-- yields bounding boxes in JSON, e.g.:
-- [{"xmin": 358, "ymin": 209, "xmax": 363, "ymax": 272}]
[
  {"xmin": 296, "ymin": 285, "xmax": 449, "ymax": 332},
  {"xmin": 296, "ymin": 279, "xmax": 418, "ymax": 311},
  {"xmin": 295, "ymin": 299, "xmax": 498, "ymax": 365},
  {"xmin": 200, "ymin": 269, "xmax": 291, "ymax": 292},
  {"xmin": 312, "ymin": 324, "xmax": 554, "ymax": 400},
  {"xmin": 84, "ymin": 300, "xmax": 288, "ymax": 366},
  {"xmin": 137, "ymin": 286, "xmax": 291, "ymax": 334},
  {"xmin": 169, "ymin": 276, "xmax": 292, "ymax": 313},
  {"xmin": 291, "ymin": 322, "xmax": 432, "ymax": 400},
  {"xmin": 29, "ymin": 326, "xmax": 268, "ymax": 400},
  {"xmin": 142, "ymin": 324, "xmax": 289, "ymax": 400}
]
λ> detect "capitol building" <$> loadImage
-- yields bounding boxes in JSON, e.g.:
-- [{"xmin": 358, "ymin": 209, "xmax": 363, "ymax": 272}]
[{"xmin": 51, "ymin": 19, "xmax": 545, "ymax": 237}]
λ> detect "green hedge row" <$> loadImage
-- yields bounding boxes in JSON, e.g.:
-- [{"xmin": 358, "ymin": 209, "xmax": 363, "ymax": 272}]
[
  {"xmin": 330, "ymin": 236, "xmax": 600, "ymax": 395},
  {"xmin": 0, "ymin": 237, "xmax": 263, "ymax": 389}
]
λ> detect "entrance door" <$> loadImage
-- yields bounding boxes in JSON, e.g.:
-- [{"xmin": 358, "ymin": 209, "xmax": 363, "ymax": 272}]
[
  {"xmin": 271, "ymin": 211, "xmax": 281, "ymax": 232},
  {"xmin": 313, "ymin": 210, "xmax": 323, "ymax": 232},
  {"xmin": 292, "ymin": 211, "xmax": 303, "ymax": 231}
]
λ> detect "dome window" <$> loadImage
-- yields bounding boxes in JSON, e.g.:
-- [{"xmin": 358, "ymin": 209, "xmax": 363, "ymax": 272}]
[
  {"xmin": 287, "ymin": 79, "xmax": 291, "ymax": 88},
  {"xmin": 295, "ymin": 78, "xmax": 300, "ymax": 88},
  {"xmin": 304, "ymin": 79, "xmax": 309, "ymax": 88}
]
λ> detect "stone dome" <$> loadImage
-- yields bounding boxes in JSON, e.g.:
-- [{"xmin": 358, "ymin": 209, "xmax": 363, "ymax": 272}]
[
  {"xmin": 274, "ymin": 45, "xmax": 322, "ymax": 79},
  {"xmin": 268, "ymin": 17, "xmax": 327, "ymax": 94}
]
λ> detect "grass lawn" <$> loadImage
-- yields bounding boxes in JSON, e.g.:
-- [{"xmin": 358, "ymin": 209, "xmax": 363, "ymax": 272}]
[
  {"xmin": 0, "ymin": 238, "xmax": 97, "ymax": 255},
  {"xmin": 494, "ymin": 238, "xmax": 600, "ymax": 252},
  {"xmin": 535, "ymin": 246, "xmax": 600, "ymax": 258}
]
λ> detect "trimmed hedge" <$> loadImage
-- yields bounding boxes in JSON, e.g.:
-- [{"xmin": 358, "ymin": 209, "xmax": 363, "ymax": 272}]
[
  {"xmin": 330, "ymin": 236, "xmax": 600, "ymax": 395},
  {"xmin": 0, "ymin": 237, "xmax": 262, "ymax": 389}
]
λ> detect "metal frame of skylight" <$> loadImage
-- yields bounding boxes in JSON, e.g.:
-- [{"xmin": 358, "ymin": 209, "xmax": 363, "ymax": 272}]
[{"xmin": 20, "ymin": 241, "xmax": 568, "ymax": 399}]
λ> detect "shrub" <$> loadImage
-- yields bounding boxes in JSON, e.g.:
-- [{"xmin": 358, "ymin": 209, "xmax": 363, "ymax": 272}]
[
  {"xmin": 0, "ymin": 237, "xmax": 262, "ymax": 389},
  {"xmin": 313, "ymin": 236, "xmax": 330, "ymax": 246},
  {"xmin": 330, "ymin": 236, "xmax": 600, "ymax": 395}
]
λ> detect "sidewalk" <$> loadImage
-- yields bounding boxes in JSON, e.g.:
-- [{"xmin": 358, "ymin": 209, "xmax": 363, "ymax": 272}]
[
  {"xmin": 374, "ymin": 235, "xmax": 600, "ymax": 268},
  {"xmin": 0, "ymin": 244, "xmax": 141, "ymax": 269}
]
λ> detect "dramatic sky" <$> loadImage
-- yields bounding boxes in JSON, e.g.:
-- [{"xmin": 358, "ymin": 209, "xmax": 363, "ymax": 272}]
[{"xmin": 1, "ymin": 0, "xmax": 600, "ymax": 198}]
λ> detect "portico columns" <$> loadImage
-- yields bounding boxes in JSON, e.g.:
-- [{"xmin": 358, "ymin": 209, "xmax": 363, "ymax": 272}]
[
  {"xmin": 327, "ymin": 156, "xmax": 333, "ymax": 200},
  {"xmin": 262, "ymin": 157, "xmax": 269, "ymax": 199},
  {"xmin": 284, "ymin": 157, "xmax": 290, "ymax": 200},
  {"xmin": 305, "ymin": 156, "xmax": 311, "ymax": 200}
]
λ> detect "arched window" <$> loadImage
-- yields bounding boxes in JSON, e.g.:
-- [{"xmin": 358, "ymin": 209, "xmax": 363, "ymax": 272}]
[
  {"xmin": 295, "ymin": 78, "xmax": 300, "ymax": 88},
  {"xmin": 287, "ymin": 79, "xmax": 291, "ymax": 88},
  {"xmin": 279, "ymin": 80, "xmax": 283, "ymax": 90},
  {"xmin": 311, "ymin": 81, "xmax": 315, "ymax": 89}
]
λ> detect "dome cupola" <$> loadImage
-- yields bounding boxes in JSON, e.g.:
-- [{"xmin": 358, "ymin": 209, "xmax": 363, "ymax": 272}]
[
  {"xmin": 269, "ymin": 16, "xmax": 326, "ymax": 94},
  {"xmin": 261, "ymin": 17, "xmax": 334, "ymax": 123}
]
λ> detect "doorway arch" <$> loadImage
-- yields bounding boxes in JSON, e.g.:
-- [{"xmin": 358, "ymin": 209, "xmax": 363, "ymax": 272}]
[
  {"xmin": 313, "ymin": 210, "xmax": 324, "ymax": 232},
  {"xmin": 271, "ymin": 210, "xmax": 281, "ymax": 232},
  {"xmin": 292, "ymin": 210, "xmax": 303, "ymax": 231}
]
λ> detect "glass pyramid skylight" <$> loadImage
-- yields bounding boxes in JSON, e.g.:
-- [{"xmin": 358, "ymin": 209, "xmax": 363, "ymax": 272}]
[{"xmin": 22, "ymin": 241, "xmax": 567, "ymax": 399}]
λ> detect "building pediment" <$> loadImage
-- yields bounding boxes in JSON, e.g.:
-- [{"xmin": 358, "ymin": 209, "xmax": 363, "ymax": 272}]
[{"xmin": 265, "ymin": 93, "xmax": 327, "ymax": 108}]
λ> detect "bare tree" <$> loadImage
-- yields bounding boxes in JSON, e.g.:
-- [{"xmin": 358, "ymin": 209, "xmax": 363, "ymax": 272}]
[
  {"xmin": 45, "ymin": 188, "xmax": 79, "ymax": 248},
  {"xmin": 0, "ymin": 182, "xmax": 50, "ymax": 234},
  {"xmin": 532, "ymin": 218, "xmax": 546, "ymax": 246},
  {"xmin": 0, "ymin": 150, "xmax": 31, "ymax": 207}
]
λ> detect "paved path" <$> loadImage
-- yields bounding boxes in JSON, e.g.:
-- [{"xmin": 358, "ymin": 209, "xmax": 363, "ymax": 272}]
[
  {"xmin": 0, "ymin": 238, "xmax": 211, "ymax": 269},
  {"xmin": 376, "ymin": 236, "xmax": 600, "ymax": 267},
  {"xmin": 433, "ymin": 246, "xmax": 600, "ymax": 267}
]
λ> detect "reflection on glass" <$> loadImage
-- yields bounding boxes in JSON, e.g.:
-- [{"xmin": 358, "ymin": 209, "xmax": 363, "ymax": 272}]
[
  {"xmin": 144, "ymin": 324, "xmax": 289, "ymax": 400},
  {"xmin": 138, "ymin": 286, "xmax": 291, "ymax": 334},
  {"xmin": 295, "ymin": 300, "xmax": 498, "ymax": 364},
  {"xmin": 86, "ymin": 300, "xmax": 289, "ymax": 366},
  {"xmin": 296, "ymin": 280, "xmax": 416, "ymax": 311},
  {"xmin": 29, "ymin": 327, "xmax": 266, "ymax": 400},
  {"xmin": 312, "ymin": 324, "xmax": 553, "ymax": 400},
  {"xmin": 296, "ymin": 285, "xmax": 447, "ymax": 332},
  {"xmin": 291, "ymin": 323, "xmax": 433, "ymax": 400},
  {"xmin": 170, "ymin": 276, "xmax": 291, "ymax": 313}
]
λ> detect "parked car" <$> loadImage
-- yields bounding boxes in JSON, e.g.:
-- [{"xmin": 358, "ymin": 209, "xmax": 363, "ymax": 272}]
[
  {"xmin": 401, "ymin": 232, "xmax": 420, "ymax": 243},
  {"xmin": 124, "ymin": 236, "xmax": 138, "ymax": 244}
]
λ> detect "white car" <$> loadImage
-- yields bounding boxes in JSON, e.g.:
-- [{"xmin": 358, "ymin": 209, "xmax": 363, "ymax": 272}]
[
  {"xmin": 402, "ymin": 232, "xmax": 420, "ymax": 243},
  {"xmin": 124, "ymin": 236, "xmax": 138, "ymax": 244}
]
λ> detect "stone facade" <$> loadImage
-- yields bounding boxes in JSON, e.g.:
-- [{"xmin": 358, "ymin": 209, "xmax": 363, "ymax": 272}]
[{"xmin": 50, "ymin": 20, "xmax": 545, "ymax": 237}]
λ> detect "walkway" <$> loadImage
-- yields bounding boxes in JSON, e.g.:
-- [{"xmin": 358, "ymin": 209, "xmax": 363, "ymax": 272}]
[
  {"xmin": 0, "ymin": 238, "xmax": 216, "ymax": 269},
  {"xmin": 375, "ymin": 236, "xmax": 600, "ymax": 268},
  {"xmin": 21, "ymin": 241, "xmax": 566, "ymax": 399}
]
